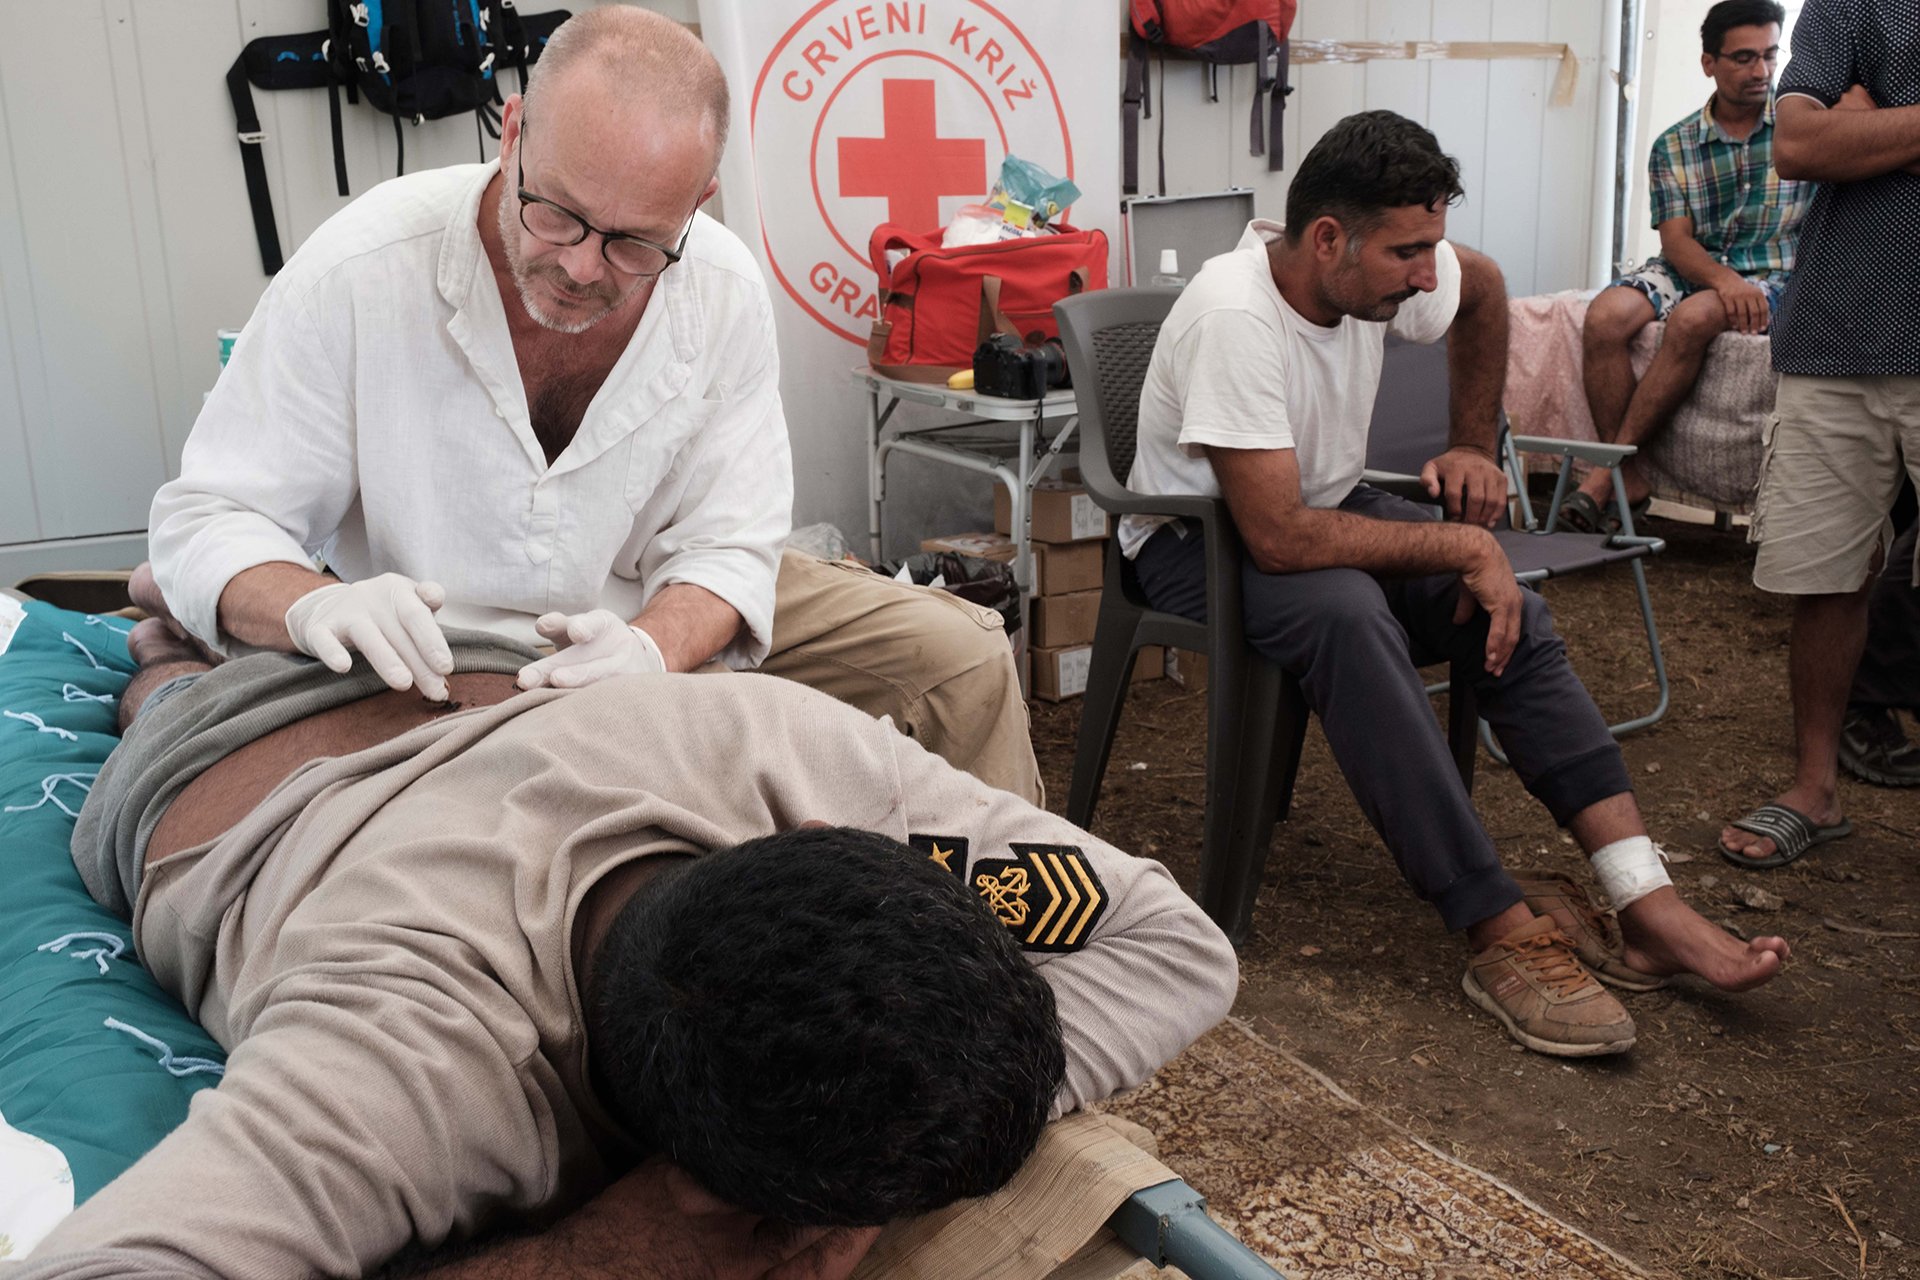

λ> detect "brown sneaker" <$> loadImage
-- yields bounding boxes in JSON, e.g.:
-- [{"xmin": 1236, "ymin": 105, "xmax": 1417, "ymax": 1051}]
[
  {"xmin": 1462, "ymin": 916, "xmax": 1636, "ymax": 1057},
  {"xmin": 1514, "ymin": 871, "xmax": 1667, "ymax": 993}
]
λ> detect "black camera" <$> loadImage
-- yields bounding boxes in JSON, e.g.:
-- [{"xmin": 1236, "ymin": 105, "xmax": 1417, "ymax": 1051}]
[{"xmin": 972, "ymin": 333, "xmax": 1070, "ymax": 400}]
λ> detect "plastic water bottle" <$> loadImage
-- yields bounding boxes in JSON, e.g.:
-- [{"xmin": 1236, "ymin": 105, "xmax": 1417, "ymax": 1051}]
[{"xmin": 1151, "ymin": 249, "xmax": 1187, "ymax": 289}]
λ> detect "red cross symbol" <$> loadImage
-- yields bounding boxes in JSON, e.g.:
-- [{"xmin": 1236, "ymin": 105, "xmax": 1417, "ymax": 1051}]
[{"xmin": 838, "ymin": 79, "xmax": 986, "ymax": 230}]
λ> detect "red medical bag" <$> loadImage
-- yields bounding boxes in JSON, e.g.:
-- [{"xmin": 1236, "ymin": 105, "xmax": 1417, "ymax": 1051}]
[{"xmin": 866, "ymin": 223, "xmax": 1109, "ymax": 383}]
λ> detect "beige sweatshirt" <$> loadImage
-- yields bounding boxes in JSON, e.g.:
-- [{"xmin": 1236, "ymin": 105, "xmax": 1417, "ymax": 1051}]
[{"xmin": 13, "ymin": 674, "xmax": 1236, "ymax": 1278}]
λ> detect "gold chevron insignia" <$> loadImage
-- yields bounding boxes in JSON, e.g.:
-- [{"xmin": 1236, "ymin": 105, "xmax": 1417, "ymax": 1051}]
[{"xmin": 971, "ymin": 844, "xmax": 1108, "ymax": 953}]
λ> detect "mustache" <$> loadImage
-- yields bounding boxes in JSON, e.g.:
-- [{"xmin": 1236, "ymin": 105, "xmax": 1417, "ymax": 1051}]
[{"xmin": 536, "ymin": 266, "xmax": 613, "ymax": 302}]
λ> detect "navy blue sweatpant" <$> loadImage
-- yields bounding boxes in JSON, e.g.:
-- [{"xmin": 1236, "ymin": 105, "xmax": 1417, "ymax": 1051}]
[{"xmin": 1132, "ymin": 485, "xmax": 1632, "ymax": 932}]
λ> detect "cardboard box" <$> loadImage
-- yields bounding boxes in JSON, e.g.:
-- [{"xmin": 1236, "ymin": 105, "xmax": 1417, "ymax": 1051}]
[
  {"xmin": 1029, "ymin": 589, "xmax": 1101, "ymax": 649},
  {"xmin": 993, "ymin": 481, "xmax": 1110, "ymax": 544},
  {"xmin": 1165, "ymin": 647, "xmax": 1208, "ymax": 694},
  {"xmin": 1030, "ymin": 644, "xmax": 1163, "ymax": 702},
  {"xmin": 919, "ymin": 532, "xmax": 1104, "ymax": 597},
  {"xmin": 1034, "ymin": 539, "xmax": 1103, "ymax": 595}
]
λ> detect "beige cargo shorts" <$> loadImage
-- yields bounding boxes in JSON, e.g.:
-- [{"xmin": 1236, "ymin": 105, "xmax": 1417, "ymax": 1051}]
[{"xmin": 1751, "ymin": 374, "xmax": 1920, "ymax": 594}]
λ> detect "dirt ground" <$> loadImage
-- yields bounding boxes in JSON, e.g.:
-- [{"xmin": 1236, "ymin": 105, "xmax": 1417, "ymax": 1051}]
[{"xmin": 1028, "ymin": 514, "xmax": 1920, "ymax": 1280}]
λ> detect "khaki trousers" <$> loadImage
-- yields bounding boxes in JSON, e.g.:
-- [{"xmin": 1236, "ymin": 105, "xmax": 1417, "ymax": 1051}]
[{"xmin": 760, "ymin": 549, "xmax": 1043, "ymax": 805}]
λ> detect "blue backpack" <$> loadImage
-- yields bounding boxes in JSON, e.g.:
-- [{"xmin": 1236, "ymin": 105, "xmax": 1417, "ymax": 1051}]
[{"xmin": 227, "ymin": 0, "xmax": 570, "ymax": 274}]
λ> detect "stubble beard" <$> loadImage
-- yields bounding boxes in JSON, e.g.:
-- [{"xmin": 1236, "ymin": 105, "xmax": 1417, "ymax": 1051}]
[
  {"xmin": 1328, "ymin": 260, "xmax": 1411, "ymax": 323},
  {"xmin": 495, "ymin": 187, "xmax": 638, "ymax": 335}
]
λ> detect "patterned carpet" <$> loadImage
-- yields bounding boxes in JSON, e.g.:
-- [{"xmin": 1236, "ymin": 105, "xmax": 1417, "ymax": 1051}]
[{"xmin": 1098, "ymin": 1019, "xmax": 1652, "ymax": 1280}]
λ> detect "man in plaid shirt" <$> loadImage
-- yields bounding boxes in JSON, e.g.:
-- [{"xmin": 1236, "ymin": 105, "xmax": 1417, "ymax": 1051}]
[{"xmin": 1558, "ymin": 0, "xmax": 1812, "ymax": 534}]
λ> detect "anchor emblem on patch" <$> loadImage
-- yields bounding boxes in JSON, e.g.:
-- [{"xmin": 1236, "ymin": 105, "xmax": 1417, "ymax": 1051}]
[
  {"xmin": 974, "ymin": 864, "xmax": 1032, "ymax": 927},
  {"xmin": 968, "ymin": 844, "xmax": 1107, "ymax": 953}
]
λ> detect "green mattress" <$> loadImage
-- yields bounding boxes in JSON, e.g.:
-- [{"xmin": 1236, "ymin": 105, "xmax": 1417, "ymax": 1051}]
[{"xmin": 0, "ymin": 601, "xmax": 225, "ymax": 1260}]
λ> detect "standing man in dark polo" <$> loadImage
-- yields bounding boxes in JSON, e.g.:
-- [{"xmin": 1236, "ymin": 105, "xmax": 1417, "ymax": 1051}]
[{"xmin": 1721, "ymin": 0, "xmax": 1920, "ymax": 867}]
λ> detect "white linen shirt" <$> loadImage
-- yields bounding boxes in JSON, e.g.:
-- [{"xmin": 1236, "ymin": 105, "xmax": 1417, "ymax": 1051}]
[
  {"xmin": 150, "ymin": 161, "xmax": 791, "ymax": 666},
  {"xmin": 1118, "ymin": 219, "xmax": 1460, "ymax": 557}
]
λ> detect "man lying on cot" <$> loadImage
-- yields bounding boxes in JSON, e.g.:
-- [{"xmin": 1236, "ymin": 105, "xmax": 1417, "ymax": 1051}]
[{"xmin": 5, "ymin": 620, "xmax": 1236, "ymax": 1278}]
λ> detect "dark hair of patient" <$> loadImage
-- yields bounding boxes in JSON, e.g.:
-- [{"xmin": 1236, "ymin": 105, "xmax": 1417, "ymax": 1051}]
[
  {"xmin": 1285, "ymin": 109, "xmax": 1464, "ymax": 243},
  {"xmin": 586, "ymin": 826, "xmax": 1067, "ymax": 1226},
  {"xmin": 1701, "ymin": 0, "xmax": 1785, "ymax": 55}
]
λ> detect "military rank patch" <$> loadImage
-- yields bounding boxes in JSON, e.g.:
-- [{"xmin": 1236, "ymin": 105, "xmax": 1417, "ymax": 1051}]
[
  {"xmin": 968, "ymin": 844, "xmax": 1108, "ymax": 953},
  {"xmin": 909, "ymin": 833, "xmax": 969, "ymax": 880}
]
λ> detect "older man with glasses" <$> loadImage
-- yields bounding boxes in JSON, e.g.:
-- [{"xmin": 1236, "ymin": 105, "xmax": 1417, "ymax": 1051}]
[{"xmin": 132, "ymin": 7, "xmax": 1042, "ymax": 801}]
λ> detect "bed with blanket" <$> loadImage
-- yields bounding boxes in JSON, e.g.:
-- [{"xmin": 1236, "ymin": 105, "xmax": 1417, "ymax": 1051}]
[
  {"xmin": 1504, "ymin": 290, "xmax": 1777, "ymax": 515},
  {"xmin": 0, "ymin": 599, "xmax": 227, "ymax": 1260}
]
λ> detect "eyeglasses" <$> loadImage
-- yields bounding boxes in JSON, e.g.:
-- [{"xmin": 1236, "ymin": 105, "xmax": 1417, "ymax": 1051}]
[
  {"xmin": 513, "ymin": 119, "xmax": 695, "ymax": 278},
  {"xmin": 1713, "ymin": 47, "xmax": 1780, "ymax": 68}
]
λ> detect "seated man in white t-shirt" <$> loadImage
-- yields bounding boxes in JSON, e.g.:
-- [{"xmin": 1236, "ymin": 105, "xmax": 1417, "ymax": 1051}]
[{"xmin": 1123, "ymin": 110, "xmax": 1789, "ymax": 1058}]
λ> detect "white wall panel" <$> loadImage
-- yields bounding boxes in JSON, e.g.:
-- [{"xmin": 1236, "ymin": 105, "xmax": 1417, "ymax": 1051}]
[
  {"xmin": 1364, "ymin": 0, "xmax": 1433, "ymax": 125},
  {"xmin": 1534, "ymin": 0, "xmax": 1605, "ymax": 292},
  {"xmin": 1127, "ymin": 0, "xmax": 1607, "ymax": 297},
  {"xmin": 1479, "ymin": 0, "xmax": 1550, "ymax": 294},
  {"xmin": 1428, "ymin": 0, "xmax": 1494, "ymax": 255},
  {"xmin": 0, "ymin": 41, "xmax": 46, "ymax": 546},
  {"xmin": 0, "ymin": 2, "xmax": 168, "ymax": 543}
]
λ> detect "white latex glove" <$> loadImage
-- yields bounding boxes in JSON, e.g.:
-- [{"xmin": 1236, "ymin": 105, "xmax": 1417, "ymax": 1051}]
[
  {"xmin": 283, "ymin": 573, "xmax": 454, "ymax": 700},
  {"xmin": 516, "ymin": 609, "xmax": 667, "ymax": 690}
]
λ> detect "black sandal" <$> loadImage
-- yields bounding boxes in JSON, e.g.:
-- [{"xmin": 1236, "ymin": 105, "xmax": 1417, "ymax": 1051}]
[{"xmin": 1555, "ymin": 490, "xmax": 1614, "ymax": 535}]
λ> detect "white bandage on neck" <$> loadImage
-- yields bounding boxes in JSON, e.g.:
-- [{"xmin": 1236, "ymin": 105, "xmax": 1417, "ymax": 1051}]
[{"xmin": 1590, "ymin": 835, "xmax": 1671, "ymax": 910}]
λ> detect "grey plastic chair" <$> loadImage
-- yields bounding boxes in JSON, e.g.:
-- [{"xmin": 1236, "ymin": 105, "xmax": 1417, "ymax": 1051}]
[
  {"xmin": 1054, "ymin": 290, "xmax": 1479, "ymax": 945},
  {"xmin": 1365, "ymin": 335, "xmax": 1670, "ymax": 747}
]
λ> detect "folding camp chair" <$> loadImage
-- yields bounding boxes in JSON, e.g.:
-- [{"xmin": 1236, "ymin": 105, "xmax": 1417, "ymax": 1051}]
[
  {"xmin": 1365, "ymin": 335, "xmax": 1671, "ymax": 750},
  {"xmin": 1053, "ymin": 290, "xmax": 1479, "ymax": 945}
]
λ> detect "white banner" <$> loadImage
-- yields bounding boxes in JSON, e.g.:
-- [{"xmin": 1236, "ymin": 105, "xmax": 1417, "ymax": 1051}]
[{"xmin": 697, "ymin": 0, "xmax": 1119, "ymax": 539}]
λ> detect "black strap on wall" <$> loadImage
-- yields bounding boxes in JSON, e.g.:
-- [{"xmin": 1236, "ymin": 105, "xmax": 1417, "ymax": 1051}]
[
  {"xmin": 226, "ymin": 55, "xmax": 284, "ymax": 275},
  {"xmin": 327, "ymin": 81, "xmax": 350, "ymax": 195},
  {"xmin": 1122, "ymin": 40, "xmax": 1145, "ymax": 195},
  {"xmin": 1249, "ymin": 21, "xmax": 1270, "ymax": 159},
  {"xmin": 1156, "ymin": 51, "xmax": 1168, "ymax": 197},
  {"xmin": 1267, "ymin": 36, "xmax": 1292, "ymax": 170}
]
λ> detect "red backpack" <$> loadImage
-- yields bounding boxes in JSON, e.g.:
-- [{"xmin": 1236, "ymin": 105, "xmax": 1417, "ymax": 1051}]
[{"xmin": 1124, "ymin": 0, "xmax": 1299, "ymax": 195}]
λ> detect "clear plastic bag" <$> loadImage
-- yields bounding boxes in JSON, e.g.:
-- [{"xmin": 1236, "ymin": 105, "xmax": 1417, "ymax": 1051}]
[
  {"xmin": 987, "ymin": 155, "xmax": 1081, "ymax": 230},
  {"xmin": 787, "ymin": 522, "xmax": 852, "ymax": 561},
  {"xmin": 942, "ymin": 204, "xmax": 1012, "ymax": 248}
]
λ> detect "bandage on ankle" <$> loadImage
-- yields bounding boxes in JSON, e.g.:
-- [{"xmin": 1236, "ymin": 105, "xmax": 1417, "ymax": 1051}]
[{"xmin": 1590, "ymin": 835, "xmax": 1671, "ymax": 910}]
